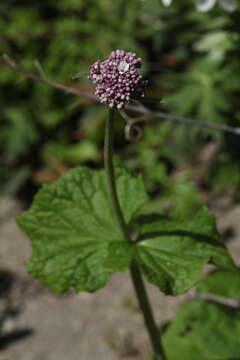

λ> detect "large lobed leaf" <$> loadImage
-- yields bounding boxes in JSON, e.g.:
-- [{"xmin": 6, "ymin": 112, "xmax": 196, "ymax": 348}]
[
  {"xmin": 136, "ymin": 208, "xmax": 236, "ymax": 295},
  {"xmin": 17, "ymin": 167, "xmax": 147, "ymax": 293},
  {"xmin": 17, "ymin": 166, "xmax": 236, "ymax": 295},
  {"xmin": 163, "ymin": 299, "xmax": 240, "ymax": 360}
]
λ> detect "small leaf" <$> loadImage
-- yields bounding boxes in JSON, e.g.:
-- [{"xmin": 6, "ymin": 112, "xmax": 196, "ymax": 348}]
[
  {"xmin": 197, "ymin": 269, "xmax": 240, "ymax": 298},
  {"xmin": 163, "ymin": 299, "xmax": 240, "ymax": 360},
  {"xmin": 43, "ymin": 140, "xmax": 99, "ymax": 165},
  {"xmin": 136, "ymin": 207, "xmax": 236, "ymax": 295},
  {"xmin": 17, "ymin": 167, "xmax": 148, "ymax": 294}
]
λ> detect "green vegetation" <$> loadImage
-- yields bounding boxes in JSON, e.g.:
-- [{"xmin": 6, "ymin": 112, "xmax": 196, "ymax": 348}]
[
  {"xmin": 1, "ymin": 1, "xmax": 239, "ymax": 205},
  {"xmin": 1, "ymin": 1, "xmax": 240, "ymax": 359}
]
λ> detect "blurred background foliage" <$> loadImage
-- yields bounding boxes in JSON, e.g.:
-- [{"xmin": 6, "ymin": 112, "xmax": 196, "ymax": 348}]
[{"xmin": 0, "ymin": 0, "xmax": 240, "ymax": 216}]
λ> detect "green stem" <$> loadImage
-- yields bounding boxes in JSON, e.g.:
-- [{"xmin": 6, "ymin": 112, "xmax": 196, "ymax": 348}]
[
  {"xmin": 104, "ymin": 109, "xmax": 164, "ymax": 360},
  {"xmin": 104, "ymin": 109, "xmax": 131, "ymax": 242},
  {"xmin": 130, "ymin": 263, "xmax": 165, "ymax": 360}
]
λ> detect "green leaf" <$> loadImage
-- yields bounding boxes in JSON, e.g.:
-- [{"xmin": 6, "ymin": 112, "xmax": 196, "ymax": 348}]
[
  {"xmin": 17, "ymin": 167, "xmax": 148, "ymax": 294},
  {"xmin": 43, "ymin": 140, "xmax": 99, "ymax": 165},
  {"xmin": 1, "ymin": 108, "xmax": 37, "ymax": 155},
  {"xmin": 136, "ymin": 207, "xmax": 236, "ymax": 295},
  {"xmin": 163, "ymin": 299, "xmax": 240, "ymax": 360},
  {"xmin": 197, "ymin": 269, "xmax": 240, "ymax": 298},
  {"xmin": 17, "ymin": 166, "xmax": 236, "ymax": 297}
]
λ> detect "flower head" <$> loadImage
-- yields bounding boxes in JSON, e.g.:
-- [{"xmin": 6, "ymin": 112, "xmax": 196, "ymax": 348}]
[{"xmin": 88, "ymin": 50, "xmax": 148, "ymax": 109}]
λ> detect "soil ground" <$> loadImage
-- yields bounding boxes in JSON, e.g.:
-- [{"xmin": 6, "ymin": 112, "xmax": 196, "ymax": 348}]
[{"xmin": 0, "ymin": 197, "xmax": 239, "ymax": 360}]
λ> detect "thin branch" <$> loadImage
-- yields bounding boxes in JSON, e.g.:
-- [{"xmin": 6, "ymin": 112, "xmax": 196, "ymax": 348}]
[
  {"xmin": 197, "ymin": 293, "xmax": 240, "ymax": 309},
  {"xmin": 1, "ymin": 53, "xmax": 240, "ymax": 136},
  {"xmin": 1, "ymin": 54, "xmax": 98, "ymax": 102},
  {"xmin": 34, "ymin": 59, "xmax": 46, "ymax": 79},
  {"xmin": 127, "ymin": 104, "xmax": 240, "ymax": 136}
]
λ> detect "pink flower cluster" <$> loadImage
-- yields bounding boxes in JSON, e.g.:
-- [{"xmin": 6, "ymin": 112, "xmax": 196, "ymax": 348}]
[{"xmin": 88, "ymin": 50, "xmax": 148, "ymax": 109}]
